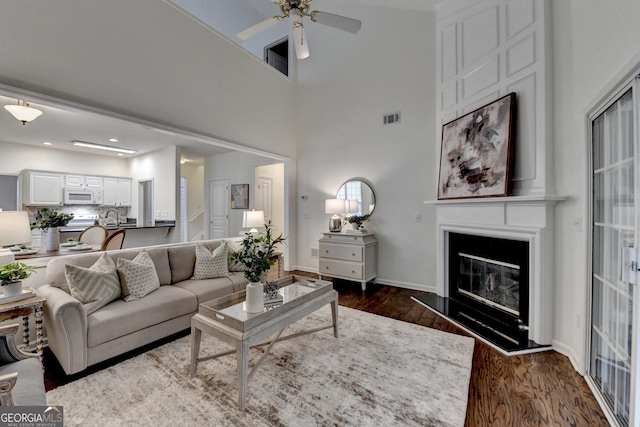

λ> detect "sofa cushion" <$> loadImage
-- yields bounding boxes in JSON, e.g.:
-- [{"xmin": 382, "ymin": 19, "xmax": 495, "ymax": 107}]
[
  {"xmin": 174, "ymin": 272, "xmax": 248, "ymax": 304},
  {"xmin": 87, "ymin": 286, "xmax": 196, "ymax": 348},
  {"xmin": 0, "ymin": 358, "xmax": 46, "ymax": 406},
  {"xmin": 226, "ymin": 238, "xmax": 248, "ymax": 272},
  {"xmin": 193, "ymin": 243, "xmax": 228, "ymax": 280},
  {"xmin": 117, "ymin": 251, "xmax": 160, "ymax": 302},
  {"xmin": 64, "ymin": 252, "xmax": 121, "ymax": 315},
  {"xmin": 167, "ymin": 245, "xmax": 196, "ymax": 283}
]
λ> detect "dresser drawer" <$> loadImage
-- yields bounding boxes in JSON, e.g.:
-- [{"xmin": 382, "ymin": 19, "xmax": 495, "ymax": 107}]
[
  {"xmin": 319, "ymin": 259, "xmax": 363, "ymax": 280},
  {"xmin": 319, "ymin": 242, "xmax": 363, "ymax": 262}
]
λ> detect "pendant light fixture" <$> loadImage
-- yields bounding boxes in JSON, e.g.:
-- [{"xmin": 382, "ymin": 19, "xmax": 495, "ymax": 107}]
[{"xmin": 4, "ymin": 99, "xmax": 43, "ymax": 125}]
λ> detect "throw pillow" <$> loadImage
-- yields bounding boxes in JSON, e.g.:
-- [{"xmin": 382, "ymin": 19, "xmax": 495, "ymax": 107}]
[
  {"xmin": 227, "ymin": 249, "xmax": 248, "ymax": 272},
  {"xmin": 117, "ymin": 250, "xmax": 160, "ymax": 302},
  {"xmin": 193, "ymin": 242, "xmax": 228, "ymax": 279},
  {"xmin": 64, "ymin": 252, "xmax": 121, "ymax": 315}
]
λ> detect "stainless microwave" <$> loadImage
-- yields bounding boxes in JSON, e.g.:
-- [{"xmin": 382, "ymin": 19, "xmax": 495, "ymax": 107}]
[{"xmin": 63, "ymin": 187, "xmax": 103, "ymax": 205}]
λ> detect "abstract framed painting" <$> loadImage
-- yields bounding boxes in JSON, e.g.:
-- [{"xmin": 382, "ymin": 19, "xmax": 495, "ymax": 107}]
[
  {"xmin": 230, "ymin": 184, "xmax": 249, "ymax": 209},
  {"xmin": 437, "ymin": 93, "xmax": 517, "ymax": 200}
]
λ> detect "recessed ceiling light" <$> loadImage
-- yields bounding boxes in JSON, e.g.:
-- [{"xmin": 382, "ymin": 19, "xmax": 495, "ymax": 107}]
[
  {"xmin": 117, "ymin": 153, "xmax": 124, "ymax": 156},
  {"xmin": 71, "ymin": 140, "xmax": 136, "ymax": 154},
  {"xmin": 43, "ymin": 141, "xmax": 52, "ymax": 146},
  {"xmin": 109, "ymin": 138, "xmax": 118, "ymax": 142}
]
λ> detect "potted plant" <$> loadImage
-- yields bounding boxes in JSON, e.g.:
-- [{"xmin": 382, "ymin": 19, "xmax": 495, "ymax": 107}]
[
  {"xmin": 32, "ymin": 208, "xmax": 74, "ymax": 251},
  {"xmin": 345, "ymin": 213, "xmax": 371, "ymax": 230},
  {"xmin": 0, "ymin": 261, "xmax": 35, "ymax": 297},
  {"xmin": 231, "ymin": 221, "xmax": 286, "ymax": 312}
]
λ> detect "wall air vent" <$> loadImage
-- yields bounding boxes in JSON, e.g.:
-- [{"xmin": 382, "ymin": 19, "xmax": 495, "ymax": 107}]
[{"xmin": 383, "ymin": 111, "xmax": 401, "ymax": 125}]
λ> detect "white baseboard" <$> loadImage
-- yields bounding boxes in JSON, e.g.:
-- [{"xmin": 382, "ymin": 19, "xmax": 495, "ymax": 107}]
[{"xmin": 551, "ymin": 339, "xmax": 585, "ymax": 375}]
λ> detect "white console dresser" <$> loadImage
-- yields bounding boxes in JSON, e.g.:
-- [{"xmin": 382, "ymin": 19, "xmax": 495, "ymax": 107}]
[{"xmin": 318, "ymin": 232, "xmax": 378, "ymax": 291}]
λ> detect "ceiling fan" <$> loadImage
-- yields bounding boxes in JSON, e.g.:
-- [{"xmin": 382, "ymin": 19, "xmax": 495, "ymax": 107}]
[{"xmin": 237, "ymin": 0, "xmax": 361, "ymax": 59}]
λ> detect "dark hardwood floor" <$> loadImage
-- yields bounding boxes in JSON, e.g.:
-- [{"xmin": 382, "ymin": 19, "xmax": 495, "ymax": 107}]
[{"xmin": 43, "ymin": 271, "xmax": 610, "ymax": 426}]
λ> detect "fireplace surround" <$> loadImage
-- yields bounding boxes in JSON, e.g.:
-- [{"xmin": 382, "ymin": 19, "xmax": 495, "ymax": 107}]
[{"xmin": 418, "ymin": 196, "xmax": 564, "ymax": 354}]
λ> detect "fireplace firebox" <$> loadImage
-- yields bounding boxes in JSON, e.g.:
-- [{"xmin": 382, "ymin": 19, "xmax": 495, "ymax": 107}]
[
  {"xmin": 448, "ymin": 232, "xmax": 529, "ymax": 343},
  {"xmin": 413, "ymin": 231, "xmax": 551, "ymax": 354}
]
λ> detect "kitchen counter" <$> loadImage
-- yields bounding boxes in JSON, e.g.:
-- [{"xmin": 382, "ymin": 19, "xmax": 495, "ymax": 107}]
[{"xmin": 61, "ymin": 220, "xmax": 175, "ymax": 232}]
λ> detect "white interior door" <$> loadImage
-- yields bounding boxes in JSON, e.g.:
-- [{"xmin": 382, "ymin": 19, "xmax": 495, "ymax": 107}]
[
  {"xmin": 589, "ymin": 84, "xmax": 639, "ymax": 427},
  {"xmin": 256, "ymin": 176, "xmax": 273, "ymax": 222},
  {"xmin": 209, "ymin": 179, "xmax": 228, "ymax": 239}
]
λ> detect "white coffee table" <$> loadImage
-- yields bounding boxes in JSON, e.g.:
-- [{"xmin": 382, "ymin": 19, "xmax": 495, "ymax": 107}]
[{"xmin": 190, "ymin": 275, "xmax": 338, "ymax": 410}]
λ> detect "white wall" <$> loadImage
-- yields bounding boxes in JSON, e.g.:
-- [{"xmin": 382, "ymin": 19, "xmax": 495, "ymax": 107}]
[
  {"xmin": 295, "ymin": 4, "xmax": 437, "ymax": 290},
  {"xmin": 181, "ymin": 163, "xmax": 205, "ymax": 241},
  {"xmin": 552, "ymin": 0, "xmax": 640, "ymax": 370},
  {"xmin": 204, "ymin": 151, "xmax": 284, "ymax": 237},
  {"xmin": 129, "ymin": 145, "xmax": 179, "ymax": 224},
  {"xmin": 0, "ymin": 141, "xmax": 129, "ymax": 176}
]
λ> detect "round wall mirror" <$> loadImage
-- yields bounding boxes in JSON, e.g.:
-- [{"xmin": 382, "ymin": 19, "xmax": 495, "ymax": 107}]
[{"xmin": 336, "ymin": 179, "xmax": 375, "ymax": 216}]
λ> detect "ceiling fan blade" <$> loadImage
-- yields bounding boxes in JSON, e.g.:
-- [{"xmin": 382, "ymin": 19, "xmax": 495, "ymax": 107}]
[
  {"xmin": 292, "ymin": 23, "xmax": 310, "ymax": 59},
  {"xmin": 237, "ymin": 17, "xmax": 280, "ymax": 41},
  {"xmin": 312, "ymin": 11, "xmax": 361, "ymax": 34}
]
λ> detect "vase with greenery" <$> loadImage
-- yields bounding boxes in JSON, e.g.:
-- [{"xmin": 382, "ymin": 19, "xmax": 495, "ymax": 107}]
[
  {"xmin": 231, "ymin": 221, "xmax": 286, "ymax": 312},
  {"xmin": 32, "ymin": 208, "xmax": 74, "ymax": 251},
  {"xmin": 345, "ymin": 213, "xmax": 371, "ymax": 230},
  {"xmin": 0, "ymin": 262, "xmax": 35, "ymax": 297}
]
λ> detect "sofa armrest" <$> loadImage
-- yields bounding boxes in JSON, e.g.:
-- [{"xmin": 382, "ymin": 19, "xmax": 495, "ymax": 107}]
[{"xmin": 39, "ymin": 285, "xmax": 88, "ymax": 375}]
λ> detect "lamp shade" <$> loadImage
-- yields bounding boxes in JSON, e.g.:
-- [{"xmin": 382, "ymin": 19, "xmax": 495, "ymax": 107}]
[
  {"xmin": 346, "ymin": 199, "xmax": 359, "ymax": 213},
  {"xmin": 325, "ymin": 199, "xmax": 347, "ymax": 215},
  {"xmin": 242, "ymin": 210, "xmax": 265, "ymax": 231},
  {"xmin": 0, "ymin": 211, "xmax": 32, "ymax": 246}
]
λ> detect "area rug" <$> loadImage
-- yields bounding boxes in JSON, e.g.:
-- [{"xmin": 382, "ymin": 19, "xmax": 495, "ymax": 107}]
[{"xmin": 46, "ymin": 306, "xmax": 475, "ymax": 427}]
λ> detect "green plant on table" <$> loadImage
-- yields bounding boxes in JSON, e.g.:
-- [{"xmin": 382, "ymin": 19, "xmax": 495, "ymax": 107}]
[
  {"xmin": 345, "ymin": 213, "xmax": 371, "ymax": 228},
  {"xmin": 32, "ymin": 208, "xmax": 74, "ymax": 230},
  {"xmin": 0, "ymin": 262, "xmax": 35, "ymax": 286},
  {"xmin": 231, "ymin": 221, "xmax": 286, "ymax": 283}
]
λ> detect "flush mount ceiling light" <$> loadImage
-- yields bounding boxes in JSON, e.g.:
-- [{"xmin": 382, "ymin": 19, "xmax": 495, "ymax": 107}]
[
  {"xmin": 3, "ymin": 99, "xmax": 43, "ymax": 125},
  {"xmin": 237, "ymin": 0, "xmax": 361, "ymax": 60},
  {"xmin": 71, "ymin": 140, "xmax": 137, "ymax": 154}
]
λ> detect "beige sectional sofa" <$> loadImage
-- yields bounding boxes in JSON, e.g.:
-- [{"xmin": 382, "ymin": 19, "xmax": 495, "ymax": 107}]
[{"xmin": 38, "ymin": 239, "xmax": 248, "ymax": 375}]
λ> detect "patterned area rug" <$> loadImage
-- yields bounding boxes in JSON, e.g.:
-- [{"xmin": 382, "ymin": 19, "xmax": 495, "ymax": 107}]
[{"xmin": 47, "ymin": 306, "xmax": 475, "ymax": 426}]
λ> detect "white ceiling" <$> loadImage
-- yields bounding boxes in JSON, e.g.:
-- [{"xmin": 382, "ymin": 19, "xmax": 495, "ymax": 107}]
[
  {"xmin": 0, "ymin": 93, "xmax": 233, "ymax": 164},
  {"xmin": 0, "ymin": 0, "xmax": 440, "ymax": 164}
]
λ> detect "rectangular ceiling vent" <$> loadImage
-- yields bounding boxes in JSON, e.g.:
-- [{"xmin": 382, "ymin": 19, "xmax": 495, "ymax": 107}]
[{"xmin": 383, "ymin": 111, "xmax": 401, "ymax": 125}]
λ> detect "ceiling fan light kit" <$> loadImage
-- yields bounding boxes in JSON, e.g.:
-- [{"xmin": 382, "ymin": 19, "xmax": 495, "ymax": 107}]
[
  {"xmin": 236, "ymin": 0, "xmax": 361, "ymax": 59},
  {"xmin": 4, "ymin": 100, "xmax": 43, "ymax": 125}
]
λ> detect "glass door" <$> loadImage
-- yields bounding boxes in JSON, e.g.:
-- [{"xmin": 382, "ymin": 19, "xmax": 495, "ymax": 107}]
[{"xmin": 590, "ymin": 85, "xmax": 637, "ymax": 427}]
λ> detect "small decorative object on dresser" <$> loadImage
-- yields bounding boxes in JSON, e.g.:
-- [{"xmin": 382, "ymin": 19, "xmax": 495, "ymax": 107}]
[
  {"xmin": 344, "ymin": 213, "xmax": 371, "ymax": 233},
  {"xmin": 319, "ymin": 232, "xmax": 377, "ymax": 291},
  {"xmin": 231, "ymin": 221, "xmax": 286, "ymax": 312},
  {"xmin": 32, "ymin": 208, "xmax": 74, "ymax": 251}
]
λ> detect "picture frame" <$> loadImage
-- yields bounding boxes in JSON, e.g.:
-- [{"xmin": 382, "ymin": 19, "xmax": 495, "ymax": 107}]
[
  {"xmin": 230, "ymin": 184, "xmax": 249, "ymax": 209},
  {"xmin": 437, "ymin": 93, "xmax": 517, "ymax": 200}
]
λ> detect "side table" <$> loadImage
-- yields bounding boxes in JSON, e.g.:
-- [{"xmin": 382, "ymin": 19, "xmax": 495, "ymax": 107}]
[{"xmin": 0, "ymin": 287, "xmax": 46, "ymax": 358}]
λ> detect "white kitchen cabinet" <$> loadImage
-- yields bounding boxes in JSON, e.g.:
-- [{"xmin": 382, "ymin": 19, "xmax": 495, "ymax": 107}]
[
  {"xmin": 318, "ymin": 232, "xmax": 377, "ymax": 291},
  {"xmin": 22, "ymin": 171, "xmax": 64, "ymax": 206},
  {"xmin": 64, "ymin": 175, "xmax": 103, "ymax": 189},
  {"xmin": 103, "ymin": 178, "xmax": 131, "ymax": 206}
]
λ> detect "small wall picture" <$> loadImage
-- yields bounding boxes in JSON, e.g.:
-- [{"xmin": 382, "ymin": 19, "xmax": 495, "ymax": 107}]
[
  {"xmin": 231, "ymin": 184, "xmax": 249, "ymax": 209},
  {"xmin": 437, "ymin": 93, "xmax": 516, "ymax": 200}
]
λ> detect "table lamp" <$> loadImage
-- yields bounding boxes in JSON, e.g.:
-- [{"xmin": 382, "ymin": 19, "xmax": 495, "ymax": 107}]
[
  {"xmin": 0, "ymin": 211, "xmax": 33, "ymax": 265},
  {"xmin": 242, "ymin": 210, "xmax": 265, "ymax": 233},
  {"xmin": 325, "ymin": 199, "xmax": 348, "ymax": 232}
]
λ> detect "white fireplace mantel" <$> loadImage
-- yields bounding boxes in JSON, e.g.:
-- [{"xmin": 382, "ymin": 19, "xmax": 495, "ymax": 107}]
[{"xmin": 424, "ymin": 195, "xmax": 566, "ymax": 346}]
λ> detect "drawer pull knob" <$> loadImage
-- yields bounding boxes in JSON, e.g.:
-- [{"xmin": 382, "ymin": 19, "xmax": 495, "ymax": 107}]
[
  {"xmin": 352, "ymin": 270, "xmax": 356, "ymax": 273},
  {"xmin": 352, "ymin": 253, "xmax": 356, "ymax": 257}
]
